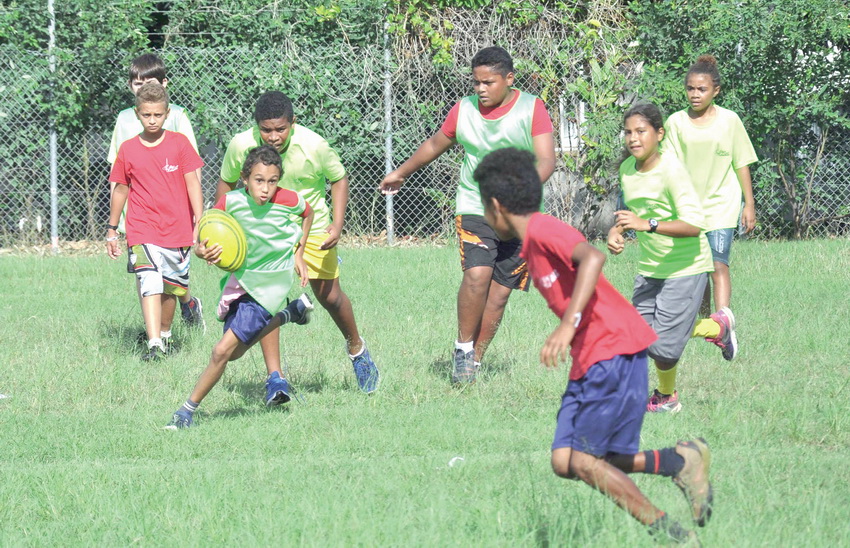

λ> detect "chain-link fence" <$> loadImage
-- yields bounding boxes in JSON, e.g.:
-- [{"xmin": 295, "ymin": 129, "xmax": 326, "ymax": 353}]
[{"xmin": 1, "ymin": 11, "xmax": 848, "ymax": 248}]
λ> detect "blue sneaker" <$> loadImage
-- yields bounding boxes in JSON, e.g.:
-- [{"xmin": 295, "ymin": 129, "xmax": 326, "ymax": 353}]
[
  {"xmin": 165, "ymin": 409, "xmax": 193, "ymax": 430},
  {"xmin": 452, "ymin": 348, "xmax": 477, "ymax": 384},
  {"xmin": 180, "ymin": 296, "xmax": 205, "ymax": 330},
  {"xmin": 288, "ymin": 293, "xmax": 314, "ymax": 325},
  {"xmin": 265, "ymin": 371, "xmax": 292, "ymax": 406},
  {"xmin": 351, "ymin": 340, "xmax": 379, "ymax": 394}
]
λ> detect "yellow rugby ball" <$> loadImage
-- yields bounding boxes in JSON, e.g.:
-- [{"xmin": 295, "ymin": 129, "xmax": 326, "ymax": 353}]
[{"xmin": 197, "ymin": 209, "xmax": 247, "ymax": 272}]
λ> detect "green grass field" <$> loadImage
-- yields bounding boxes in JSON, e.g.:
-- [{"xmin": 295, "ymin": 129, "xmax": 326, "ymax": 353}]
[{"xmin": 1, "ymin": 239, "xmax": 848, "ymax": 546}]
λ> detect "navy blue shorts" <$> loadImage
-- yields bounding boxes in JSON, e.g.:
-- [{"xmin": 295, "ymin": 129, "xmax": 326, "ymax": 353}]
[
  {"xmin": 223, "ymin": 295, "xmax": 274, "ymax": 345},
  {"xmin": 552, "ymin": 351, "xmax": 649, "ymax": 456}
]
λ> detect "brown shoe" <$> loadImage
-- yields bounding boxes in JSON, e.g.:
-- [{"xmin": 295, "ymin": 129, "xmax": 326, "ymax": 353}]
[{"xmin": 673, "ymin": 438, "xmax": 713, "ymax": 526}]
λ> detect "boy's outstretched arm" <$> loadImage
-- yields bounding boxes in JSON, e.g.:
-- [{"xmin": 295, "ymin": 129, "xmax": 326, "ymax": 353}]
[
  {"xmin": 106, "ymin": 184, "xmax": 129, "ymax": 259},
  {"xmin": 541, "ymin": 242, "xmax": 605, "ymax": 368},
  {"xmin": 379, "ymin": 131, "xmax": 455, "ymax": 195},
  {"xmin": 532, "ymin": 131, "xmax": 556, "ymax": 184},
  {"xmin": 294, "ymin": 205, "xmax": 314, "ymax": 287},
  {"xmin": 321, "ymin": 175, "xmax": 349, "ymax": 250}
]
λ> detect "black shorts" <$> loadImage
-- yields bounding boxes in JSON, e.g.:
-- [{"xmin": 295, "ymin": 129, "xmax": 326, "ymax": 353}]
[{"xmin": 455, "ymin": 214, "xmax": 529, "ymax": 291}]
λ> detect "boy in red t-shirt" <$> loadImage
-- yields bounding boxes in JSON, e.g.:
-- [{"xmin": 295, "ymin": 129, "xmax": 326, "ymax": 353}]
[
  {"xmin": 475, "ymin": 147, "xmax": 713, "ymax": 544},
  {"xmin": 107, "ymin": 82, "xmax": 204, "ymax": 361}
]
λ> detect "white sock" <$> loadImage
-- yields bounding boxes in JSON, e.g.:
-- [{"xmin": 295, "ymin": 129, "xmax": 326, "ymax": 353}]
[
  {"xmin": 348, "ymin": 337, "xmax": 366, "ymax": 359},
  {"xmin": 160, "ymin": 330, "xmax": 172, "ymax": 340},
  {"xmin": 148, "ymin": 337, "xmax": 163, "ymax": 350},
  {"xmin": 455, "ymin": 340, "xmax": 474, "ymax": 353}
]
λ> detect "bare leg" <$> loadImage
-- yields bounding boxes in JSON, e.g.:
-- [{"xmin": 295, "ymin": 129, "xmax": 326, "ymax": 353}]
[
  {"xmin": 160, "ymin": 294, "xmax": 177, "ymax": 333},
  {"xmin": 552, "ymin": 448, "xmax": 663, "ymax": 525},
  {"xmin": 456, "ymin": 266, "xmax": 493, "ymax": 344},
  {"xmin": 140, "ymin": 294, "xmax": 162, "ymax": 341},
  {"xmin": 473, "ymin": 280, "xmax": 512, "ymax": 362},
  {"xmin": 258, "ymin": 326, "xmax": 282, "ymax": 376},
  {"xmin": 711, "ymin": 262, "xmax": 731, "ymax": 311},
  {"xmin": 188, "ymin": 330, "xmax": 243, "ymax": 404},
  {"xmin": 311, "ymin": 277, "xmax": 363, "ymax": 354}
]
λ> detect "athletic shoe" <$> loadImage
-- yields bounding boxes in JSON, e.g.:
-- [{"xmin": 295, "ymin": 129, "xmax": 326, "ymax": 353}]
[
  {"xmin": 648, "ymin": 514, "xmax": 700, "ymax": 545},
  {"xmin": 351, "ymin": 341, "xmax": 380, "ymax": 394},
  {"xmin": 646, "ymin": 389, "xmax": 682, "ymax": 413},
  {"xmin": 265, "ymin": 371, "xmax": 292, "ymax": 406},
  {"xmin": 287, "ymin": 293, "xmax": 314, "ymax": 325},
  {"xmin": 141, "ymin": 344, "xmax": 167, "ymax": 362},
  {"xmin": 452, "ymin": 348, "xmax": 477, "ymax": 384},
  {"xmin": 706, "ymin": 307, "xmax": 737, "ymax": 361},
  {"xmin": 673, "ymin": 438, "xmax": 713, "ymax": 527},
  {"xmin": 180, "ymin": 296, "xmax": 205, "ymax": 329},
  {"xmin": 164, "ymin": 409, "xmax": 194, "ymax": 430}
]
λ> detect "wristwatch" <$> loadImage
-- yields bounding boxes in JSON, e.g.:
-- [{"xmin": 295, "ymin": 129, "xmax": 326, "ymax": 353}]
[{"xmin": 648, "ymin": 218, "xmax": 659, "ymax": 233}]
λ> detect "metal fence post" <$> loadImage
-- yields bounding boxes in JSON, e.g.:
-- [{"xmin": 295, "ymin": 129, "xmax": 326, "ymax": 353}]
[
  {"xmin": 383, "ymin": 19, "xmax": 394, "ymax": 246},
  {"xmin": 48, "ymin": 0, "xmax": 59, "ymax": 254}
]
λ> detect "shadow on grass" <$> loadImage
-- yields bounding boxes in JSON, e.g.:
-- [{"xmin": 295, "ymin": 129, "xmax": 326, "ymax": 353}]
[{"xmin": 428, "ymin": 358, "xmax": 452, "ymax": 381}]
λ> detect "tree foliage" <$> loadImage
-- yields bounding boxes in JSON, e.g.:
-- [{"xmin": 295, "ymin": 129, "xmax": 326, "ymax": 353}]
[{"xmin": 629, "ymin": 0, "xmax": 850, "ymax": 237}]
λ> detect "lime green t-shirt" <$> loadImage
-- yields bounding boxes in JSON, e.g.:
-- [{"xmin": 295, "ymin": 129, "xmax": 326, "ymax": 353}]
[
  {"xmin": 454, "ymin": 91, "xmax": 537, "ymax": 215},
  {"xmin": 664, "ymin": 106, "xmax": 758, "ymax": 230},
  {"xmin": 223, "ymin": 188, "xmax": 307, "ymax": 315},
  {"xmin": 107, "ymin": 104, "xmax": 198, "ymax": 164},
  {"xmin": 619, "ymin": 153, "xmax": 714, "ymax": 279},
  {"xmin": 219, "ymin": 124, "xmax": 346, "ymax": 237}
]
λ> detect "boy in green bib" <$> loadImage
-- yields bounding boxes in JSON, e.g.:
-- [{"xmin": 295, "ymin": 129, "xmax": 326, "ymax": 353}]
[
  {"xmin": 380, "ymin": 46, "xmax": 556, "ymax": 384},
  {"xmin": 166, "ymin": 146, "xmax": 314, "ymax": 429}
]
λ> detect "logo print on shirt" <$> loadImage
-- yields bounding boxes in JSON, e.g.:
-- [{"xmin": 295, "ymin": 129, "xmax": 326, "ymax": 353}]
[
  {"xmin": 716, "ymin": 149, "xmax": 731, "ymax": 157},
  {"xmin": 162, "ymin": 158, "xmax": 178, "ymax": 173},
  {"xmin": 536, "ymin": 269, "xmax": 559, "ymax": 289}
]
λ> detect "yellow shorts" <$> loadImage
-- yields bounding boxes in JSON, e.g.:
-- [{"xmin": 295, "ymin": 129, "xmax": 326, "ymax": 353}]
[{"xmin": 303, "ymin": 233, "xmax": 340, "ymax": 280}]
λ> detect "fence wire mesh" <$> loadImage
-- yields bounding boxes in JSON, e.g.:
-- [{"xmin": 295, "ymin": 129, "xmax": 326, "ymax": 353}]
[{"xmin": 1, "ymin": 12, "xmax": 848, "ymax": 248}]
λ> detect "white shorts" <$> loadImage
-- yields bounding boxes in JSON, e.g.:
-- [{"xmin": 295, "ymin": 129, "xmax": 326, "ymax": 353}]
[{"xmin": 128, "ymin": 244, "xmax": 191, "ymax": 297}]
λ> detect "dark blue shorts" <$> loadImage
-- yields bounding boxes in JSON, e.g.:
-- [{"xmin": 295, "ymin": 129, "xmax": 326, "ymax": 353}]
[
  {"xmin": 552, "ymin": 351, "xmax": 649, "ymax": 456},
  {"xmin": 223, "ymin": 295, "xmax": 274, "ymax": 345}
]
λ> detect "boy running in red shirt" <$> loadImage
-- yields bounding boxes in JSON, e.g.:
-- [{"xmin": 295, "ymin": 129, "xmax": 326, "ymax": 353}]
[{"xmin": 475, "ymin": 147, "xmax": 713, "ymax": 544}]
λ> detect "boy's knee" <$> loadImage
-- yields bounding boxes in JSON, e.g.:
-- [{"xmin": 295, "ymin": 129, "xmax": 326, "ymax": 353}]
[
  {"xmin": 461, "ymin": 268, "xmax": 493, "ymax": 293},
  {"xmin": 211, "ymin": 340, "xmax": 234, "ymax": 364},
  {"xmin": 551, "ymin": 449, "xmax": 576, "ymax": 479}
]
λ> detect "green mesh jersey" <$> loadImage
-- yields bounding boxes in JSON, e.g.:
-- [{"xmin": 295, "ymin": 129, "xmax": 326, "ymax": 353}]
[{"xmin": 454, "ymin": 91, "xmax": 536, "ymax": 215}]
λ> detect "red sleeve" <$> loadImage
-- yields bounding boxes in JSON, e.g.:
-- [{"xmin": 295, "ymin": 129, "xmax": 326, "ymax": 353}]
[
  {"xmin": 531, "ymin": 98, "xmax": 554, "ymax": 137},
  {"xmin": 270, "ymin": 188, "xmax": 313, "ymax": 218},
  {"xmin": 109, "ymin": 144, "xmax": 129, "ymax": 185},
  {"xmin": 439, "ymin": 102, "xmax": 461, "ymax": 139},
  {"xmin": 300, "ymin": 200, "xmax": 312, "ymax": 219},
  {"xmin": 212, "ymin": 195, "xmax": 226, "ymax": 211},
  {"xmin": 177, "ymin": 132, "xmax": 204, "ymax": 174},
  {"xmin": 270, "ymin": 187, "xmax": 302, "ymax": 207}
]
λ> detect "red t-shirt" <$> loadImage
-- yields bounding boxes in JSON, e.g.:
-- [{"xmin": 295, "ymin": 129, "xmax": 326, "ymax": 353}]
[
  {"xmin": 440, "ymin": 90, "xmax": 554, "ymax": 139},
  {"xmin": 110, "ymin": 131, "xmax": 204, "ymax": 247},
  {"xmin": 521, "ymin": 213, "xmax": 657, "ymax": 380}
]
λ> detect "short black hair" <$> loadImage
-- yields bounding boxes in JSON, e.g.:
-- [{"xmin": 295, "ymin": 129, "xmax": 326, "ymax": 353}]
[
  {"xmin": 474, "ymin": 148, "xmax": 541, "ymax": 215},
  {"xmin": 471, "ymin": 46, "xmax": 514, "ymax": 76},
  {"xmin": 241, "ymin": 144, "xmax": 283, "ymax": 180},
  {"xmin": 129, "ymin": 53, "xmax": 166, "ymax": 83},
  {"xmin": 254, "ymin": 91, "xmax": 294, "ymax": 123}
]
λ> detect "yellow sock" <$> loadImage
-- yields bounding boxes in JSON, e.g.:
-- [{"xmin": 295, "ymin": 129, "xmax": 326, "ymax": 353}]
[
  {"xmin": 656, "ymin": 364, "xmax": 678, "ymax": 395},
  {"xmin": 692, "ymin": 318, "xmax": 720, "ymax": 339}
]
